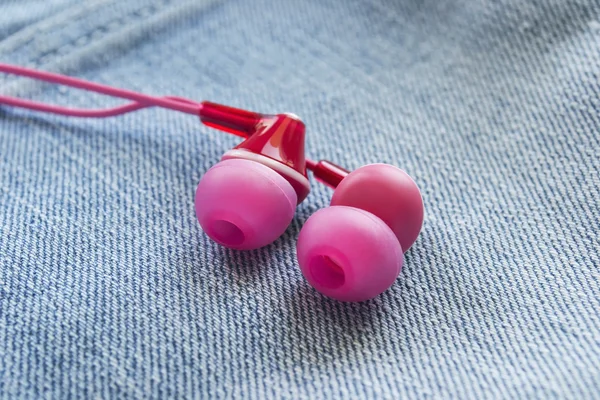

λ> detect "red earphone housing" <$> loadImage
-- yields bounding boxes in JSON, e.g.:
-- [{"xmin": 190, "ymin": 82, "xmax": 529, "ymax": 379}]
[{"xmin": 199, "ymin": 101, "xmax": 310, "ymax": 203}]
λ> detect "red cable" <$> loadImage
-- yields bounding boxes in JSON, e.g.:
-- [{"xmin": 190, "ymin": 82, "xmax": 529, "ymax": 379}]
[
  {"xmin": 0, "ymin": 63, "xmax": 319, "ymax": 171},
  {"xmin": 0, "ymin": 63, "xmax": 201, "ymax": 117}
]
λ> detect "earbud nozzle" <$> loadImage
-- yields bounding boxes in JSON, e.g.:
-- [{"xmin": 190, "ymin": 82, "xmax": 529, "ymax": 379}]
[
  {"xmin": 297, "ymin": 206, "xmax": 403, "ymax": 302},
  {"xmin": 195, "ymin": 159, "xmax": 297, "ymax": 250}
]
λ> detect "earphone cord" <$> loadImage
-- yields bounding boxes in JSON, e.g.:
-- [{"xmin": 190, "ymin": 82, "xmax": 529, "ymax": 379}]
[
  {"xmin": 0, "ymin": 63, "xmax": 319, "ymax": 170},
  {"xmin": 0, "ymin": 63, "xmax": 201, "ymax": 117}
]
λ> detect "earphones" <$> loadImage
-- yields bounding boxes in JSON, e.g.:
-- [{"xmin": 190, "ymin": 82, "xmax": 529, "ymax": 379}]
[{"xmin": 0, "ymin": 63, "xmax": 424, "ymax": 302}]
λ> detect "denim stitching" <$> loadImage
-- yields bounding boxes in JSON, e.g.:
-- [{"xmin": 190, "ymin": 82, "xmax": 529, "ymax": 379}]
[
  {"xmin": 26, "ymin": 0, "xmax": 174, "ymax": 69},
  {"xmin": 0, "ymin": 0, "xmax": 116, "ymax": 54}
]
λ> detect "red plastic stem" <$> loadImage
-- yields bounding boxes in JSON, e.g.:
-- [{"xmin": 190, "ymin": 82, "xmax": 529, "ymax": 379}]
[
  {"xmin": 308, "ymin": 159, "xmax": 350, "ymax": 188},
  {"xmin": 198, "ymin": 101, "xmax": 263, "ymax": 138}
]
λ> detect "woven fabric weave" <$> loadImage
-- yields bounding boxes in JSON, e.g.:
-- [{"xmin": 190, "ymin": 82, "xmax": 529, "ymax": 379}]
[{"xmin": 1, "ymin": 0, "xmax": 599, "ymax": 398}]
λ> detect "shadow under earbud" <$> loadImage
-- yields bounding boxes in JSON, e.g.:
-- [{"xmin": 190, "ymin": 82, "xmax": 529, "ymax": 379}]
[
  {"xmin": 204, "ymin": 221, "xmax": 301, "ymax": 287},
  {"xmin": 210, "ymin": 200, "xmax": 317, "ymax": 282}
]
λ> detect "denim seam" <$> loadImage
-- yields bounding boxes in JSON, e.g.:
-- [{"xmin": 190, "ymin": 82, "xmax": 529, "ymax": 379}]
[
  {"xmin": 0, "ymin": 0, "xmax": 116, "ymax": 54},
  {"xmin": 0, "ymin": 0, "xmax": 211, "ymax": 101},
  {"xmin": 25, "ymin": 0, "xmax": 173, "ymax": 68}
]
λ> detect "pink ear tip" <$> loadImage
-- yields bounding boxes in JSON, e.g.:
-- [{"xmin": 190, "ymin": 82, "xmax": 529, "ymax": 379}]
[
  {"xmin": 195, "ymin": 158, "xmax": 297, "ymax": 250},
  {"xmin": 297, "ymin": 206, "xmax": 403, "ymax": 302},
  {"xmin": 331, "ymin": 163, "xmax": 424, "ymax": 252}
]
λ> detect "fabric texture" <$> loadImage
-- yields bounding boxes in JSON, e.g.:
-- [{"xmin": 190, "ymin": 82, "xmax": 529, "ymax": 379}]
[{"xmin": 1, "ymin": 0, "xmax": 599, "ymax": 398}]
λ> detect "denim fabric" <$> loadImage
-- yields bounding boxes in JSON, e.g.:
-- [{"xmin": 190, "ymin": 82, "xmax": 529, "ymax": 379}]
[{"xmin": 1, "ymin": 0, "xmax": 599, "ymax": 398}]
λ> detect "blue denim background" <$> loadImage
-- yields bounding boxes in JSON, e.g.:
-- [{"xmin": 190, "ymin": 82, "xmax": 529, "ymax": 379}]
[{"xmin": 1, "ymin": 0, "xmax": 599, "ymax": 398}]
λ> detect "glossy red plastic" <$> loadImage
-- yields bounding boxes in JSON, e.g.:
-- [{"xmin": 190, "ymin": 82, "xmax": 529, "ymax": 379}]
[
  {"xmin": 199, "ymin": 101, "xmax": 310, "ymax": 203},
  {"xmin": 232, "ymin": 113, "xmax": 306, "ymax": 173},
  {"xmin": 199, "ymin": 101, "xmax": 263, "ymax": 138},
  {"xmin": 306, "ymin": 159, "xmax": 350, "ymax": 188}
]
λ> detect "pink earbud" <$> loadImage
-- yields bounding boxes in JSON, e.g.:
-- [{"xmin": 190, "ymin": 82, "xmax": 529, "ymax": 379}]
[
  {"xmin": 195, "ymin": 103, "xmax": 424, "ymax": 301},
  {"xmin": 195, "ymin": 103, "xmax": 309, "ymax": 250},
  {"xmin": 195, "ymin": 158, "xmax": 297, "ymax": 249},
  {"xmin": 297, "ymin": 162, "xmax": 424, "ymax": 302}
]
